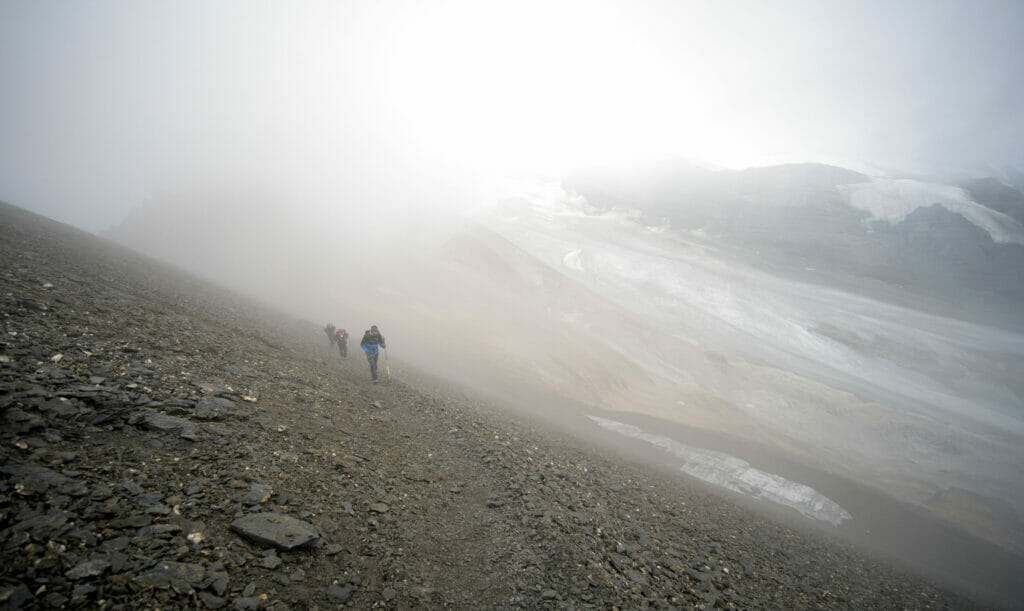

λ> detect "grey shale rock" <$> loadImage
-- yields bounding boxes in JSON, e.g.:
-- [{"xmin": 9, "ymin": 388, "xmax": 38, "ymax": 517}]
[
  {"xmin": 0, "ymin": 584, "xmax": 31, "ymax": 609},
  {"xmin": 65, "ymin": 557, "xmax": 113, "ymax": 580},
  {"xmin": 242, "ymin": 483, "xmax": 273, "ymax": 506},
  {"xmin": 199, "ymin": 592, "xmax": 227, "ymax": 609},
  {"xmin": 327, "ymin": 584, "xmax": 354, "ymax": 603},
  {"xmin": 195, "ymin": 379, "xmax": 234, "ymax": 395},
  {"xmin": 135, "ymin": 410, "xmax": 199, "ymax": 437},
  {"xmin": 260, "ymin": 552, "xmax": 282, "ymax": 570},
  {"xmin": 233, "ymin": 596, "xmax": 264, "ymax": 610},
  {"xmin": 1, "ymin": 464, "xmax": 68, "ymax": 494},
  {"xmin": 230, "ymin": 512, "xmax": 321, "ymax": 550},
  {"xmin": 195, "ymin": 395, "xmax": 240, "ymax": 421},
  {"xmin": 134, "ymin": 560, "xmax": 206, "ymax": 588}
]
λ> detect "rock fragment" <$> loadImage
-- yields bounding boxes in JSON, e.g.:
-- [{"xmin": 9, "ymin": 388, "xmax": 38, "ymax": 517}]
[
  {"xmin": 134, "ymin": 411, "xmax": 199, "ymax": 438},
  {"xmin": 134, "ymin": 560, "xmax": 206, "ymax": 588},
  {"xmin": 327, "ymin": 584, "xmax": 353, "ymax": 603},
  {"xmin": 66, "ymin": 557, "xmax": 112, "ymax": 580},
  {"xmin": 229, "ymin": 512, "xmax": 321, "ymax": 550},
  {"xmin": 194, "ymin": 395, "xmax": 240, "ymax": 421}
]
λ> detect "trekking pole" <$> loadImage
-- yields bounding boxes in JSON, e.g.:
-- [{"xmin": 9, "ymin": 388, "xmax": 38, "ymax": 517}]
[{"xmin": 383, "ymin": 346, "xmax": 391, "ymax": 383}]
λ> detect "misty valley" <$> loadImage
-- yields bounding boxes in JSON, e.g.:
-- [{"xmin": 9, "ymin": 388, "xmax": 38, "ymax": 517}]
[
  {"xmin": 4, "ymin": 2, "xmax": 1024, "ymax": 608},
  {"xmin": 90, "ymin": 161, "xmax": 1024, "ymax": 606}
]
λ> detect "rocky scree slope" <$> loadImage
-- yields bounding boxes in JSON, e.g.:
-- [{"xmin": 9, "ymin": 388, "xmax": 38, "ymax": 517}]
[{"xmin": 0, "ymin": 202, "xmax": 980, "ymax": 609}]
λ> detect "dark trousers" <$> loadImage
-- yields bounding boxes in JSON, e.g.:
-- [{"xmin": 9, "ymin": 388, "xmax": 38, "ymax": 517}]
[
  {"xmin": 337, "ymin": 339, "xmax": 347, "ymax": 358},
  {"xmin": 365, "ymin": 351, "xmax": 378, "ymax": 380}
]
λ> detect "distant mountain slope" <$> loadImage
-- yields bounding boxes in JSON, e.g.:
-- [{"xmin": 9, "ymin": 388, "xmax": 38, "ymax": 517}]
[
  {"xmin": 566, "ymin": 161, "xmax": 1024, "ymax": 328},
  {"xmin": 961, "ymin": 176, "xmax": 1024, "ymax": 225}
]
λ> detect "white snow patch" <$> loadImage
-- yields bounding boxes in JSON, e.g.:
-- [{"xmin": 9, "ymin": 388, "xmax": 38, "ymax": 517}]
[
  {"xmin": 589, "ymin": 415, "xmax": 853, "ymax": 526},
  {"xmin": 839, "ymin": 178, "xmax": 1024, "ymax": 245},
  {"xmin": 563, "ymin": 249, "xmax": 584, "ymax": 272}
]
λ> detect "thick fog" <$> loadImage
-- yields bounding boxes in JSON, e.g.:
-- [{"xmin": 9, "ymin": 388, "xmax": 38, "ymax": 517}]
[
  {"xmin": 2, "ymin": 0, "xmax": 1024, "ymax": 234},
  {"xmin": 3, "ymin": 1, "xmax": 1024, "ymax": 603}
]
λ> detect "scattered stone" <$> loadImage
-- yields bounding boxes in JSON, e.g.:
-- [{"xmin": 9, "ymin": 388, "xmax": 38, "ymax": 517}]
[
  {"xmin": 134, "ymin": 561, "xmax": 206, "ymax": 588},
  {"xmin": 242, "ymin": 483, "xmax": 273, "ymax": 506},
  {"xmin": 206, "ymin": 563, "xmax": 230, "ymax": 596},
  {"xmin": 233, "ymin": 596, "xmax": 264, "ymax": 610},
  {"xmin": 230, "ymin": 513, "xmax": 321, "ymax": 550},
  {"xmin": 260, "ymin": 552, "xmax": 282, "ymax": 570},
  {"xmin": 40, "ymin": 397, "xmax": 78, "ymax": 417},
  {"xmin": 199, "ymin": 592, "xmax": 227, "ymax": 609},
  {"xmin": 195, "ymin": 395, "xmax": 240, "ymax": 421},
  {"xmin": 135, "ymin": 411, "xmax": 199, "ymax": 438},
  {"xmin": 327, "ymin": 584, "xmax": 353, "ymax": 604},
  {"xmin": 195, "ymin": 380, "xmax": 234, "ymax": 395},
  {"xmin": 1, "ymin": 463, "xmax": 68, "ymax": 494},
  {"xmin": 65, "ymin": 557, "xmax": 112, "ymax": 580},
  {"xmin": 0, "ymin": 584, "xmax": 31, "ymax": 608}
]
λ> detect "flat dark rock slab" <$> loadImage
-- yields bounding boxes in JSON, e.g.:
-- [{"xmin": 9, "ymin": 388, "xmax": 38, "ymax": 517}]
[
  {"xmin": 194, "ymin": 395, "xmax": 239, "ymax": 421},
  {"xmin": 229, "ymin": 512, "xmax": 320, "ymax": 550},
  {"xmin": 135, "ymin": 411, "xmax": 199, "ymax": 437}
]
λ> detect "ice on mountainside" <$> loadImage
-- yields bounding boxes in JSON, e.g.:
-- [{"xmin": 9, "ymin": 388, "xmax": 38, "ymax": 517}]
[
  {"xmin": 839, "ymin": 178, "xmax": 1024, "ymax": 245},
  {"xmin": 589, "ymin": 416, "xmax": 853, "ymax": 526},
  {"xmin": 474, "ymin": 180, "xmax": 1024, "ymax": 539},
  {"xmin": 563, "ymin": 249, "xmax": 584, "ymax": 272}
]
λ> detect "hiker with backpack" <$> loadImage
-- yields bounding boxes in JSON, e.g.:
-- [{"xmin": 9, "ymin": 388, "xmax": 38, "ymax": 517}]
[
  {"xmin": 335, "ymin": 328, "xmax": 349, "ymax": 358},
  {"xmin": 324, "ymin": 323, "xmax": 337, "ymax": 349},
  {"xmin": 360, "ymin": 325, "xmax": 386, "ymax": 383}
]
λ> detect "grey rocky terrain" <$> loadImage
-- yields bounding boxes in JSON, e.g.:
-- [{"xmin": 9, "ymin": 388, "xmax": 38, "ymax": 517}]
[{"xmin": 1, "ymin": 200, "xmax": 984, "ymax": 609}]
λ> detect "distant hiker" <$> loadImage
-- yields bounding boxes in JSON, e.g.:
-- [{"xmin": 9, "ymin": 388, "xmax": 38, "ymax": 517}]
[
  {"xmin": 336, "ymin": 328, "xmax": 349, "ymax": 358},
  {"xmin": 324, "ymin": 323, "xmax": 336, "ymax": 348},
  {"xmin": 360, "ymin": 325, "xmax": 386, "ymax": 383}
]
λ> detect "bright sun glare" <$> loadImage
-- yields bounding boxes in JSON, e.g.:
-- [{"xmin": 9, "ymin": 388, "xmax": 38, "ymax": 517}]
[{"xmin": 380, "ymin": 1, "xmax": 746, "ymax": 174}]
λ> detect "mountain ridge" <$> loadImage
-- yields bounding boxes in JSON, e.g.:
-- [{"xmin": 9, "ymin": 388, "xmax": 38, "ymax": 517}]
[{"xmin": 565, "ymin": 161, "xmax": 1024, "ymax": 329}]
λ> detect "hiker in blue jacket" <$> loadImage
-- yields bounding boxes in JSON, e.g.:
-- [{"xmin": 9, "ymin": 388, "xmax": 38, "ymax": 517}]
[{"xmin": 360, "ymin": 325, "xmax": 386, "ymax": 383}]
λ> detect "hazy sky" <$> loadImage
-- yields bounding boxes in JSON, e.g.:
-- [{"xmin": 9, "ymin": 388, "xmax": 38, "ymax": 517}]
[{"xmin": 1, "ymin": 0, "xmax": 1022, "ymax": 231}]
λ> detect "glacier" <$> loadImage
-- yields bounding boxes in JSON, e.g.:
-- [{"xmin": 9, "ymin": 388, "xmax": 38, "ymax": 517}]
[
  {"xmin": 474, "ymin": 181, "xmax": 1024, "ymax": 541},
  {"xmin": 589, "ymin": 415, "xmax": 853, "ymax": 526},
  {"xmin": 838, "ymin": 177, "xmax": 1024, "ymax": 245}
]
